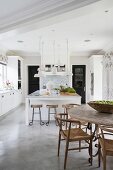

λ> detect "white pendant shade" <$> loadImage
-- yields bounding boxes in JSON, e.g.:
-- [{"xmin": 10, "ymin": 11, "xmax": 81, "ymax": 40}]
[{"xmin": 34, "ymin": 39, "xmax": 73, "ymax": 77}]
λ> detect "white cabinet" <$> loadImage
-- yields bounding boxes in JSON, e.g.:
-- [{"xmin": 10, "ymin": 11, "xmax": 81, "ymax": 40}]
[
  {"xmin": 0, "ymin": 90, "xmax": 23, "ymax": 116},
  {"xmin": 1, "ymin": 93, "xmax": 9, "ymax": 115},
  {"xmin": 0, "ymin": 94, "xmax": 2, "ymax": 116},
  {"xmin": 7, "ymin": 56, "xmax": 23, "ymax": 90}
]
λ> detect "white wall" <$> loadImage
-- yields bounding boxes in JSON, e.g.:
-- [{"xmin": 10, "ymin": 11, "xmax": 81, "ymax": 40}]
[
  {"xmin": 23, "ymin": 54, "xmax": 103, "ymax": 103},
  {"xmin": 23, "ymin": 55, "xmax": 89, "ymax": 102},
  {"xmin": 88, "ymin": 55, "xmax": 103, "ymax": 101},
  {"xmin": 23, "ymin": 55, "xmax": 41, "ymax": 101},
  {"xmin": 70, "ymin": 55, "xmax": 89, "ymax": 102}
]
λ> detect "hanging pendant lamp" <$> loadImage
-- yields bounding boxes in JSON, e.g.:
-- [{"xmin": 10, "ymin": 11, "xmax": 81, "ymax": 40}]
[
  {"xmin": 65, "ymin": 39, "xmax": 73, "ymax": 76},
  {"xmin": 34, "ymin": 39, "xmax": 45, "ymax": 77}
]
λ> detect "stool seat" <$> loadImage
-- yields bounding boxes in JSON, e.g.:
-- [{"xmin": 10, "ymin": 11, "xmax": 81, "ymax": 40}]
[
  {"xmin": 46, "ymin": 104, "xmax": 58, "ymax": 108},
  {"xmin": 31, "ymin": 104, "xmax": 43, "ymax": 108}
]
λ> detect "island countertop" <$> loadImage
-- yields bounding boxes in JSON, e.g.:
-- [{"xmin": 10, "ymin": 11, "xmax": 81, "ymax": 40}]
[
  {"xmin": 26, "ymin": 90, "xmax": 81, "ymax": 100},
  {"xmin": 25, "ymin": 90, "xmax": 81, "ymax": 125}
]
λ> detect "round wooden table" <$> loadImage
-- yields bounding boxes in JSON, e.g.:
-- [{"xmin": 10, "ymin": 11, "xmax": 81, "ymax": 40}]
[{"xmin": 68, "ymin": 105, "xmax": 113, "ymax": 126}]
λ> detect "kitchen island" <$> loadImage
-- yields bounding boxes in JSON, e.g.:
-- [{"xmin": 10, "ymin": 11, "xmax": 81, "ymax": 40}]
[{"xmin": 25, "ymin": 91, "xmax": 81, "ymax": 125}]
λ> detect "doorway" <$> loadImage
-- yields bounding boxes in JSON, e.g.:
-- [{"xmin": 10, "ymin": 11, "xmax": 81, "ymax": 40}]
[
  {"xmin": 72, "ymin": 65, "xmax": 86, "ymax": 103},
  {"xmin": 28, "ymin": 66, "xmax": 40, "ymax": 94}
]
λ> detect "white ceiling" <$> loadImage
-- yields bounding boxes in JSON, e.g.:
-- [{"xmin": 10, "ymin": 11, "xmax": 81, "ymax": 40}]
[
  {"xmin": 0, "ymin": 0, "xmax": 113, "ymax": 57},
  {"xmin": 0, "ymin": 0, "xmax": 100, "ymax": 33}
]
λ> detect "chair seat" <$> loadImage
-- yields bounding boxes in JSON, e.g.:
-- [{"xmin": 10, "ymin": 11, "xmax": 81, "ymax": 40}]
[
  {"xmin": 31, "ymin": 104, "xmax": 43, "ymax": 108},
  {"xmin": 46, "ymin": 104, "xmax": 58, "ymax": 108},
  {"xmin": 62, "ymin": 128, "xmax": 91, "ymax": 141},
  {"xmin": 99, "ymin": 138, "xmax": 113, "ymax": 156}
]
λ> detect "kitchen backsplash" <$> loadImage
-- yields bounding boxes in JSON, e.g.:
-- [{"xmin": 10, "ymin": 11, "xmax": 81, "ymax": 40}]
[{"xmin": 40, "ymin": 75, "xmax": 71, "ymax": 89}]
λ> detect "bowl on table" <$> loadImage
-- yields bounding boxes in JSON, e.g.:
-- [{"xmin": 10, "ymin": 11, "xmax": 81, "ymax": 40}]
[{"xmin": 88, "ymin": 101, "xmax": 113, "ymax": 114}]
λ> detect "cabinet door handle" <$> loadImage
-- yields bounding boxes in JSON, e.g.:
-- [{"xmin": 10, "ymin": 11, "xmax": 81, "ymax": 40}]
[
  {"xmin": 13, "ymin": 93, "xmax": 14, "ymax": 94},
  {"xmin": 10, "ymin": 94, "xmax": 11, "ymax": 95},
  {"xmin": 2, "ymin": 95, "xmax": 4, "ymax": 98}
]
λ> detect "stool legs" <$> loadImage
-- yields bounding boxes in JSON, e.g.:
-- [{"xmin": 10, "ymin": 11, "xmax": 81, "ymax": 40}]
[
  {"xmin": 46, "ymin": 108, "xmax": 50, "ymax": 126},
  {"xmin": 54, "ymin": 108, "xmax": 58, "ymax": 126},
  {"xmin": 29, "ymin": 108, "xmax": 35, "ymax": 126},
  {"xmin": 46, "ymin": 107, "xmax": 57, "ymax": 126},
  {"xmin": 29, "ymin": 107, "xmax": 44, "ymax": 126},
  {"xmin": 39, "ymin": 107, "xmax": 44, "ymax": 125}
]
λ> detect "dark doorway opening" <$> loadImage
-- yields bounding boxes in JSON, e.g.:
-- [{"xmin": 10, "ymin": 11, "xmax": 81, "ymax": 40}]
[
  {"xmin": 72, "ymin": 65, "xmax": 86, "ymax": 104},
  {"xmin": 28, "ymin": 66, "xmax": 40, "ymax": 94}
]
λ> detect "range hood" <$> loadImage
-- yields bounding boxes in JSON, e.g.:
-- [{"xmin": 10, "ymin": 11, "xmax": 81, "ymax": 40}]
[{"xmin": 34, "ymin": 64, "xmax": 72, "ymax": 77}]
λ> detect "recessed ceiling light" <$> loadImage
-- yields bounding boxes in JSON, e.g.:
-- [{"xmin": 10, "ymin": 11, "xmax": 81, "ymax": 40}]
[
  {"xmin": 84, "ymin": 40, "xmax": 91, "ymax": 42},
  {"xmin": 105, "ymin": 10, "xmax": 109, "ymax": 13},
  {"xmin": 51, "ymin": 29, "xmax": 55, "ymax": 32},
  {"xmin": 17, "ymin": 40, "xmax": 24, "ymax": 43}
]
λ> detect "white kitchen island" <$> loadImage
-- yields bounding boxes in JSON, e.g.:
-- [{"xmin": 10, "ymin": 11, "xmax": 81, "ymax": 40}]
[{"xmin": 25, "ymin": 91, "xmax": 81, "ymax": 125}]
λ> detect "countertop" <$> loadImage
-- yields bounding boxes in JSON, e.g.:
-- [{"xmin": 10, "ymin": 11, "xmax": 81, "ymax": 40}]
[
  {"xmin": 0, "ymin": 89, "xmax": 20, "ymax": 94},
  {"xmin": 27, "ymin": 90, "xmax": 81, "ymax": 100}
]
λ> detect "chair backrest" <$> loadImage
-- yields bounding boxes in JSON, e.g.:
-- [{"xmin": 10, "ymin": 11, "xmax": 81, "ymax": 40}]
[
  {"xmin": 55, "ymin": 113, "xmax": 81, "ymax": 131},
  {"xmin": 98, "ymin": 125, "xmax": 113, "ymax": 140}
]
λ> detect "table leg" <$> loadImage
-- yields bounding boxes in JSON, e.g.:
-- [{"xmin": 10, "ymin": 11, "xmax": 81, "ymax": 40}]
[{"xmin": 91, "ymin": 124, "xmax": 99, "ymax": 157}]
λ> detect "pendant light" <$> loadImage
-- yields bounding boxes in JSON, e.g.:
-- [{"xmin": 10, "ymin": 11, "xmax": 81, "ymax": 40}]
[
  {"xmin": 65, "ymin": 39, "xmax": 73, "ymax": 76},
  {"xmin": 52, "ymin": 40, "xmax": 57, "ymax": 74},
  {"xmin": 34, "ymin": 38, "xmax": 44, "ymax": 77}
]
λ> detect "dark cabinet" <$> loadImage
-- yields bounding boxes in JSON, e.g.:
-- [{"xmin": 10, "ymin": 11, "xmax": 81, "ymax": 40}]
[
  {"xmin": 72, "ymin": 65, "xmax": 86, "ymax": 103},
  {"xmin": 18, "ymin": 60, "xmax": 21, "ymax": 80},
  {"xmin": 28, "ymin": 66, "xmax": 40, "ymax": 94}
]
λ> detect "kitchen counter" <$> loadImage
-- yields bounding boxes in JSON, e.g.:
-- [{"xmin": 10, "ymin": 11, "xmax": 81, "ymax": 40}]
[
  {"xmin": 27, "ymin": 90, "xmax": 80, "ymax": 100},
  {"xmin": 25, "ymin": 90, "xmax": 81, "ymax": 125},
  {"xmin": 0, "ymin": 89, "xmax": 19, "ymax": 94}
]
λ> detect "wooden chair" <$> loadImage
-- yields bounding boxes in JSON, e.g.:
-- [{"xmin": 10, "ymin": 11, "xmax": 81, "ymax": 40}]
[
  {"xmin": 62, "ymin": 104, "xmax": 92, "ymax": 134},
  {"xmin": 55, "ymin": 113, "xmax": 93, "ymax": 169},
  {"xmin": 98, "ymin": 125, "xmax": 113, "ymax": 170}
]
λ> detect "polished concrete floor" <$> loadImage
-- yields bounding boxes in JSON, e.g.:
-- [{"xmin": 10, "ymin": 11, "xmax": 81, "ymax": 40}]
[{"xmin": 0, "ymin": 105, "xmax": 113, "ymax": 170}]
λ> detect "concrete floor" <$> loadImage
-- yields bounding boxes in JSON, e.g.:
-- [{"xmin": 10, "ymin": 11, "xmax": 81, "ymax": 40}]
[{"xmin": 0, "ymin": 105, "xmax": 113, "ymax": 170}]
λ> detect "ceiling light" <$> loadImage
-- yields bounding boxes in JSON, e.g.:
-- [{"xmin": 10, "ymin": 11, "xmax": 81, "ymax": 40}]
[
  {"xmin": 84, "ymin": 40, "xmax": 91, "ymax": 42},
  {"xmin": 51, "ymin": 29, "xmax": 55, "ymax": 32},
  {"xmin": 17, "ymin": 40, "xmax": 24, "ymax": 43},
  {"xmin": 105, "ymin": 10, "xmax": 109, "ymax": 13}
]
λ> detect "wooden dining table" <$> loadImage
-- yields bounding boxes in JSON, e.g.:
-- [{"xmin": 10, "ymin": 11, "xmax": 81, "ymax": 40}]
[
  {"xmin": 68, "ymin": 104, "xmax": 113, "ymax": 126},
  {"xmin": 68, "ymin": 104, "xmax": 113, "ymax": 158}
]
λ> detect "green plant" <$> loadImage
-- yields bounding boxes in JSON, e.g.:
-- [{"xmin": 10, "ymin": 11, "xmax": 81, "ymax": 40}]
[
  {"xmin": 59, "ymin": 86, "xmax": 76, "ymax": 93},
  {"xmin": 94, "ymin": 100, "xmax": 113, "ymax": 105}
]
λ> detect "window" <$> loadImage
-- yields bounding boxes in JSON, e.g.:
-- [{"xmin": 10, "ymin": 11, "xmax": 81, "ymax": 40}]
[{"xmin": 0, "ymin": 63, "xmax": 7, "ymax": 89}]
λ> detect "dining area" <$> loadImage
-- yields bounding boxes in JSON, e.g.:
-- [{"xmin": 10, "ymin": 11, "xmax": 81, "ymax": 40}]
[
  {"xmin": 26, "ymin": 97, "xmax": 113, "ymax": 170},
  {"xmin": 55, "ymin": 103, "xmax": 113, "ymax": 170}
]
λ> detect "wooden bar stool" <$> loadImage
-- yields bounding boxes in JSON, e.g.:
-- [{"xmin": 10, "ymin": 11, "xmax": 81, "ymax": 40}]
[
  {"xmin": 46, "ymin": 104, "xmax": 58, "ymax": 125},
  {"xmin": 29, "ymin": 104, "xmax": 44, "ymax": 126},
  {"xmin": 62, "ymin": 103, "xmax": 80, "ymax": 114}
]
